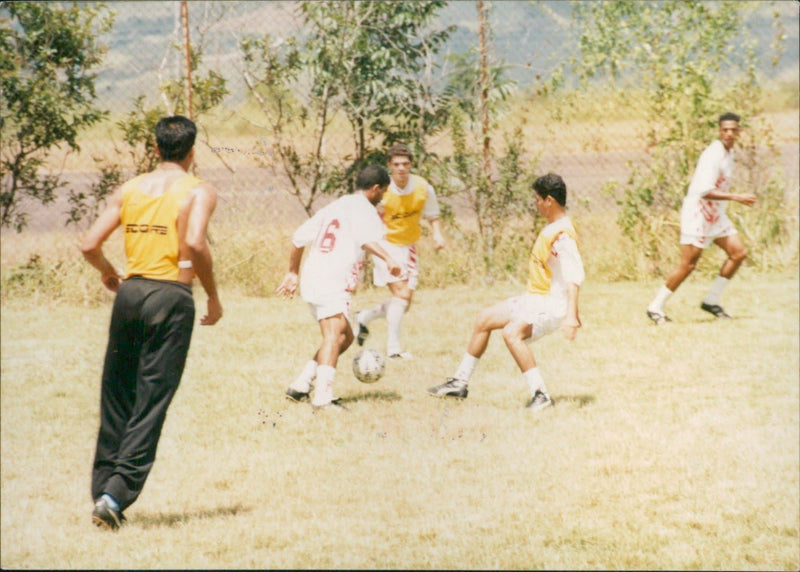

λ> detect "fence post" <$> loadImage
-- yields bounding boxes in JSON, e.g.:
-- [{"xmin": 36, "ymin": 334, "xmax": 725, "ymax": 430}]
[{"xmin": 181, "ymin": 1, "xmax": 193, "ymax": 121}]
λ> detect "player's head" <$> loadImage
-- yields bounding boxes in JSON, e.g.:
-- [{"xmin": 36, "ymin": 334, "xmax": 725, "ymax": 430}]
[
  {"xmin": 718, "ymin": 112, "xmax": 740, "ymax": 125},
  {"xmin": 387, "ymin": 143, "xmax": 413, "ymax": 185},
  {"xmin": 155, "ymin": 116, "xmax": 197, "ymax": 162},
  {"xmin": 387, "ymin": 143, "xmax": 413, "ymax": 163},
  {"xmin": 356, "ymin": 165, "xmax": 391, "ymax": 205},
  {"xmin": 533, "ymin": 173, "xmax": 567, "ymax": 208},
  {"xmin": 717, "ymin": 112, "xmax": 741, "ymax": 150}
]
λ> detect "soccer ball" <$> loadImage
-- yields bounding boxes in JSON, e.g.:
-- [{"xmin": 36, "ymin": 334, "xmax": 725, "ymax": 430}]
[{"xmin": 352, "ymin": 349, "xmax": 385, "ymax": 384}]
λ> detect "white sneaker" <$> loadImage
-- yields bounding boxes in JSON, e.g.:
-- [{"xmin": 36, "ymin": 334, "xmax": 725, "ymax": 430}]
[
  {"xmin": 526, "ymin": 390, "xmax": 555, "ymax": 411},
  {"xmin": 646, "ymin": 309, "xmax": 672, "ymax": 325}
]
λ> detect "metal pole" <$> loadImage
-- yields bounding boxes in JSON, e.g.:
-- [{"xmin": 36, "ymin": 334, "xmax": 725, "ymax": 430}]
[
  {"xmin": 181, "ymin": 1, "xmax": 193, "ymax": 120},
  {"xmin": 478, "ymin": 0, "xmax": 494, "ymax": 277}
]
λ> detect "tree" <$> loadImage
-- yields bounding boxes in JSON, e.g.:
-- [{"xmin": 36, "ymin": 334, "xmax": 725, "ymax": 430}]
[
  {"xmin": 237, "ymin": 0, "xmax": 454, "ymax": 216},
  {"xmin": 66, "ymin": 3, "xmax": 229, "ymax": 228},
  {"xmin": 562, "ymin": 1, "xmax": 787, "ymax": 274},
  {"xmin": 428, "ymin": 1, "xmax": 531, "ymax": 278},
  {"xmin": 0, "ymin": 2, "xmax": 113, "ymax": 231},
  {"xmin": 239, "ymin": 31, "xmax": 339, "ymax": 217},
  {"xmin": 300, "ymin": 1, "xmax": 453, "ymax": 163}
]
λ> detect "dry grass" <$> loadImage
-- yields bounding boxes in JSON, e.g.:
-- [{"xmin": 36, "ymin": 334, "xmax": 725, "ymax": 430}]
[
  {"xmin": 41, "ymin": 94, "xmax": 800, "ymax": 173},
  {"xmin": 1, "ymin": 276, "xmax": 798, "ymax": 569}
]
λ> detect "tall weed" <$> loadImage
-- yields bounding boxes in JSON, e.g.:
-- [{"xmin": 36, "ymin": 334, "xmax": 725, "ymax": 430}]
[{"xmin": 3, "ymin": 205, "xmax": 797, "ymax": 305}]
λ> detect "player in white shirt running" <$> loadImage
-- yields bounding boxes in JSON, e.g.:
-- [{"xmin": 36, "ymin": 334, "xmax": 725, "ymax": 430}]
[
  {"xmin": 428, "ymin": 173, "xmax": 584, "ymax": 411},
  {"xmin": 275, "ymin": 166, "xmax": 402, "ymax": 410},
  {"xmin": 355, "ymin": 143, "xmax": 446, "ymax": 360},
  {"xmin": 647, "ymin": 112, "xmax": 757, "ymax": 324}
]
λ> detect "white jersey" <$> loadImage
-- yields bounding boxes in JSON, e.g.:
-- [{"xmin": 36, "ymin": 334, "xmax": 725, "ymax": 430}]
[
  {"xmin": 680, "ymin": 140, "xmax": 737, "ymax": 245},
  {"xmin": 293, "ymin": 193, "xmax": 385, "ymax": 305}
]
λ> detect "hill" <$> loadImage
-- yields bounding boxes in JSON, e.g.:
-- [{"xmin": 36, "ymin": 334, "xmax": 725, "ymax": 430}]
[{"xmin": 93, "ymin": 1, "xmax": 799, "ymax": 108}]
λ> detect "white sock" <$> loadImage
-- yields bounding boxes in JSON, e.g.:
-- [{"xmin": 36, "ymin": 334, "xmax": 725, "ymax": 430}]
[
  {"xmin": 703, "ymin": 276, "xmax": 729, "ymax": 306},
  {"xmin": 453, "ymin": 353, "xmax": 479, "ymax": 382},
  {"xmin": 524, "ymin": 367, "xmax": 547, "ymax": 395},
  {"xmin": 648, "ymin": 285, "xmax": 673, "ymax": 313},
  {"xmin": 311, "ymin": 365, "xmax": 336, "ymax": 407},
  {"xmin": 359, "ymin": 301, "xmax": 389, "ymax": 326},
  {"xmin": 386, "ymin": 297, "xmax": 409, "ymax": 355},
  {"xmin": 101, "ymin": 493, "xmax": 121, "ymax": 512},
  {"xmin": 289, "ymin": 360, "xmax": 318, "ymax": 392}
]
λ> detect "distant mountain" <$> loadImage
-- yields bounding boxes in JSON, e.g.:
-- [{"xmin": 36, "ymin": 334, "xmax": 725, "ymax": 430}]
[{"xmin": 93, "ymin": 1, "xmax": 799, "ymax": 108}]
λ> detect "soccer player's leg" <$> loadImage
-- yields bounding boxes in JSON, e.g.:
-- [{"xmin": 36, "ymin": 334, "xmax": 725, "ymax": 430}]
[
  {"xmin": 648, "ymin": 243, "xmax": 703, "ymax": 324},
  {"xmin": 312, "ymin": 310, "xmax": 350, "ymax": 408},
  {"xmin": 428, "ymin": 298, "xmax": 512, "ymax": 399},
  {"xmin": 701, "ymin": 233, "xmax": 747, "ymax": 318},
  {"xmin": 386, "ymin": 280, "xmax": 412, "ymax": 358},
  {"xmin": 502, "ymin": 297, "xmax": 556, "ymax": 410}
]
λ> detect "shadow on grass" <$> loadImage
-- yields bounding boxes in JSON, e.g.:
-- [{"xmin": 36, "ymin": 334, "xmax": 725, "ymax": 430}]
[
  {"xmin": 133, "ymin": 504, "xmax": 250, "ymax": 529},
  {"xmin": 341, "ymin": 390, "xmax": 402, "ymax": 404},
  {"xmin": 556, "ymin": 393, "xmax": 596, "ymax": 408}
]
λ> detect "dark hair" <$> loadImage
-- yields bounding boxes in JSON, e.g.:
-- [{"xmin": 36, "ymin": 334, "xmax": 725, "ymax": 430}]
[
  {"xmin": 155, "ymin": 116, "xmax": 197, "ymax": 162},
  {"xmin": 719, "ymin": 112, "xmax": 740, "ymax": 125},
  {"xmin": 387, "ymin": 143, "xmax": 413, "ymax": 163},
  {"xmin": 532, "ymin": 173, "xmax": 567, "ymax": 207},
  {"xmin": 355, "ymin": 165, "xmax": 391, "ymax": 190}
]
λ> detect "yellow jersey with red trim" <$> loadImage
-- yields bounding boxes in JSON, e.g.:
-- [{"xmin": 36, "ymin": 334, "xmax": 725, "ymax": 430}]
[
  {"xmin": 382, "ymin": 175, "xmax": 429, "ymax": 246},
  {"xmin": 121, "ymin": 174, "xmax": 201, "ymax": 281},
  {"xmin": 527, "ymin": 217, "xmax": 580, "ymax": 295}
]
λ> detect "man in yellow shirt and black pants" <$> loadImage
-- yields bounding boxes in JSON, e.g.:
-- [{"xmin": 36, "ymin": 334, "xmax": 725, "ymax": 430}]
[
  {"xmin": 356, "ymin": 143, "xmax": 446, "ymax": 359},
  {"xmin": 81, "ymin": 116, "xmax": 222, "ymax": 530}
]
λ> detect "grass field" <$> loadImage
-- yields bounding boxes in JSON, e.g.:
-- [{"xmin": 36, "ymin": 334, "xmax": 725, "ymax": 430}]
[{"xmin": 1, "ymin": 276, "xmax": 798, "ymax": 569}]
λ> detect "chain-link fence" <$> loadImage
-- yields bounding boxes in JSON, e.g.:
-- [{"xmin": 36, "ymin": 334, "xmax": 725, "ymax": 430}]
[{"xmin": 2, "ymin": 1, "xmax": 798, "ymax": 296}]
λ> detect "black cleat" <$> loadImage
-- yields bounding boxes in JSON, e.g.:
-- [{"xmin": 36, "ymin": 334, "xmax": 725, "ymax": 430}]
[
  {"xmin": 646, "ymin": 310, "xmax": 672, "ymax": 325},
  {"xmin": 92, "ymin": 497, "xmax": 125, "ymax": 531},
  {"xmin": 285, "ymin": 387, "xmax": 310, "ymax": 402},
  {"xmin": 525, "ymin": 389, "xmax": 555, "ymax": 411},
  {"xmin": 356, "ymin": 321, "xmax": 370, "ymax": 347},
  {"xmin": 427, "ymin": 378, "xmax": 468, "ymax": 399},
  {"xmin": 700, "ymin": 303, "xmax": 731, "ymax": 318}
]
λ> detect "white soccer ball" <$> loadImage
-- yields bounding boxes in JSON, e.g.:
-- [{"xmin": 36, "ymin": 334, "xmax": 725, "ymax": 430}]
[{"xmin": 352, "ymin": 349, "xmax": 385, "ymax": 384}]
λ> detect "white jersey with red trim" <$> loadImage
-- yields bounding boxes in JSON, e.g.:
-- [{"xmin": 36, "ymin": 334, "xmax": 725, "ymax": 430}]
[
  {"xmin": 680, "ymin": 140, "xmax": 737, "ymax": 245},
  {"xmin": 292, "ymin": 193, "xmax": 385, "ymax": 305}
]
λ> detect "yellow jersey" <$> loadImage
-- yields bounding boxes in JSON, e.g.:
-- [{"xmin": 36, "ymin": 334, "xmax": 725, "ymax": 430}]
[
  {"xmin": 382, "ymin": 175, "xmax": 429, "ymax": 246},
  {"xmin": 121, "ymin": 174, "xmax": 201, "ymax": 281},
  {"xmin": 527, "ymin": 217, "xmax": 580, "ymax": 295}
]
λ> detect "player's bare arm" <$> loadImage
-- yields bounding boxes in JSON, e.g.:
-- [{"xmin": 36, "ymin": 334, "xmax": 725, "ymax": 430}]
[
  {"xmin": 80, "ymin": 187, "xmax": 125, "ymax": 292},
  {"xmin": 560, "ymin": 283, "xmax": 581, "ymax": 341},
  {"xmin": 703, "ymin": 189, "xmax": 757, "ymax": 206},
  {"xmin": 185, "ymin": 183, "xmax": 222, "ymax": 325},
  {"xmin": 363, "ymin": 241, "xmax": 403, "ymax": 277},
  {"xmin": 430, "ymin": 217, "xmax": 446, "ymax": 251},
  {"xmin": 276, "ymin": 245, "xmax": 303, "ymax": 298}
]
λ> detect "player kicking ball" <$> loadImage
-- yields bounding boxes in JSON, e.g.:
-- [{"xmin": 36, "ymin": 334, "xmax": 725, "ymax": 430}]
[
  {"xmin": 275, "ymin": 166, "xmax": 402, "ymax": 411},
  {"xmin": 428, "ymin": 173, "xmax": 584, "ymax": 410}
]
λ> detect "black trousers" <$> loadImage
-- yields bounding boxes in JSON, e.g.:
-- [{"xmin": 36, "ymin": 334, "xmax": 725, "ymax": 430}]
[{"xmin": 91, "ymin": 277, "xmax": 195, "ymax": 511}]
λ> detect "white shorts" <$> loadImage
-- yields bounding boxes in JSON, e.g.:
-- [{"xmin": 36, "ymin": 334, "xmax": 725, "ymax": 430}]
[
  {"xmin": 505, "ymin": 294, "xmax": 566, "ymax": 342},
  {"xmin": 372, "ymin": 241, "xmax": 419, "ymax": 290},
  {"xmin": 306, "ymin": 299, "xmax": 352, "ymax": 324},
  {"xmin": 680, "ymin": 197, "xmax": 737, "ymax": 249}
]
